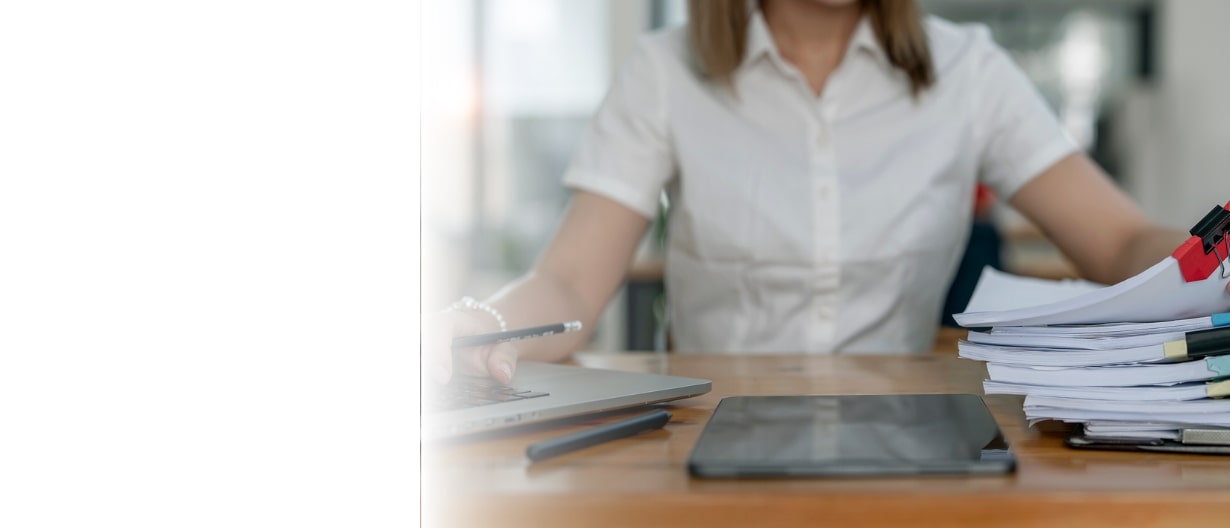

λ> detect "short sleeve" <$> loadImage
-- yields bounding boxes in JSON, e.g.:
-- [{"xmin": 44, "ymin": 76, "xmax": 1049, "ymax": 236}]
[
  {"xmin": 562, "ymin": 37, "xmax": 675, "ymax": 219},
  {"xmin": 971, "ymin": 29, "xmax": 1080, "ymax": 199}
]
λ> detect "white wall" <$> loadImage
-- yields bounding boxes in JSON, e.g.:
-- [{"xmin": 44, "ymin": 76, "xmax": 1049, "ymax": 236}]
[
  {"xmin": 1126, "ymin": 0, "xmax": 1230, "ymax": 228},
  {"xmin": 593, "ymin": 0, "xmax": 654, "ymax": 352}
]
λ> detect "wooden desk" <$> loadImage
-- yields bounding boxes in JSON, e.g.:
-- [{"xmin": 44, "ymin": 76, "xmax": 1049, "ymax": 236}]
[{"xmin": 425, "ymin": 351, "xmax": 1230, "ymax": 527}]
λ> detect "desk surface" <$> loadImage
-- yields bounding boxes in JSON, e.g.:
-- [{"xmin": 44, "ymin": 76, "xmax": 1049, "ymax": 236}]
[{"xmin": 425, "ymin": 340, "xmax": 1230, "ymax": 527}]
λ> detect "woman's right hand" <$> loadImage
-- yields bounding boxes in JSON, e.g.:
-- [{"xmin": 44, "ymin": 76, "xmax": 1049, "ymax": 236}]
[
  {"xmin": 422, "ymin": 193, "xmax": 649, "ymax": 385},
  {"xmin": 425, "ymin": 309, "xmax": 519, "ymax": 385}
]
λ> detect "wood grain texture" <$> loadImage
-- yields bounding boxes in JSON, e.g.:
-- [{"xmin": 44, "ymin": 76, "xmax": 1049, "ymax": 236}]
[{"xmin": 423, "ymin": 342, "xmax": 1230, "ymax": 528}]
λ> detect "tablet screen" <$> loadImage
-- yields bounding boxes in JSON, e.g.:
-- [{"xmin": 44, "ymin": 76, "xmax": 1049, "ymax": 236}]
[{"xmin": 688, "ymin": 394, "xmax": 1014, "ymax": 477}]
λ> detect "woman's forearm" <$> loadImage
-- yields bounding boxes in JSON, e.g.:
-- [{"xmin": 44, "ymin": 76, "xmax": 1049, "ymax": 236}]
[
  {"xmin": 470, "ymin": 191, "xmax": 651, "ymax": 363},
  {"xmin": 1110, "ymin": 226, "xmax": 1190, "ymax": 283},
  {"xmin": 481, "ymin": 270, "xmax": 609, "ymax": 363}
]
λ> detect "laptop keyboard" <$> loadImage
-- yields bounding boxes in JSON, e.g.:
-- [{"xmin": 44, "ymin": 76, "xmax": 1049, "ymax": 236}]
[{"xmin": 427, "ymin": 376, "xmax": 549, "ymax": 412}]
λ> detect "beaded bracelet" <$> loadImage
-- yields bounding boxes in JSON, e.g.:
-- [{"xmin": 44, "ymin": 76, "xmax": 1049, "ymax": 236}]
[{"xmin": 446, "ymin": 296, "xmax": 508, "ymax": 332}]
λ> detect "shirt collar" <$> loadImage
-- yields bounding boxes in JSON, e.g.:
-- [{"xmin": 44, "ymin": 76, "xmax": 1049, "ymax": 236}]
[
  {"xmin": 740, "ymin": 8, "xmax": 777, "ymax": 69},
  {"xmin": 848, "ymin": 15, "xmax": 887, "ymax": 64},
  {"xmin": 740, "ymin": 6, "xmax": 888, "ymax": 71}
]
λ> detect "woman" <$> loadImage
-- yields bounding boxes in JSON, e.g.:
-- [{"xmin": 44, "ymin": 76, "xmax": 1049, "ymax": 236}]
[{"xmin": 430, "ymin": 0, "xmax": 1224, "ymax": 384}]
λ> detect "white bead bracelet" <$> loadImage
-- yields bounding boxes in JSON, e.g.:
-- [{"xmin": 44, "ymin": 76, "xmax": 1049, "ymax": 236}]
[{"xmin": 447, "ymin": 296, "xmax": 508, "ymax": 332}]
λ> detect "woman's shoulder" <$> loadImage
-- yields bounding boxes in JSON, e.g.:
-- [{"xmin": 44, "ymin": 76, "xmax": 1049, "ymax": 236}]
[
  {"xmin": 634, "ymin": 25, "xmax": 692, "ymax": 67},
  {"xmin": 923, "ymin": 15, "xmax": 1007, "ymax": 74},
  {"xmin": 608, "ymin": 25, "xmax": 698, "ymax": 88}
]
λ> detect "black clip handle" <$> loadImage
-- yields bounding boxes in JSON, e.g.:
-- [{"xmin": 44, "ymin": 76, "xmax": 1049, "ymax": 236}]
[{"xmin": 1190, "ymin": 205, "xmax": 1230, "ymax": 255}]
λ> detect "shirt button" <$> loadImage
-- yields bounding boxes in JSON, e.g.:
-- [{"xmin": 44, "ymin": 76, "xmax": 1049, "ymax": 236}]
[{"xmin": 820, "ymin": 102, "xmax": 837, "ymax": 121}]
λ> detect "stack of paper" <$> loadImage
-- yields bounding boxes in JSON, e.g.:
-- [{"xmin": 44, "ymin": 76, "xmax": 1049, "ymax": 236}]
[
  {"xmin": 954, "ymin": 258, "xmax": 1230, "ymax": 442},
  {"xmin": 956, "ymin": 259, "xmax": 1230, "ymax": 327}
]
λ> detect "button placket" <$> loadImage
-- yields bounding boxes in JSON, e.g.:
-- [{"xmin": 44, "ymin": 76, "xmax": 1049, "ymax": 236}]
[{"xmin": 810, "ymin": 106, "xmax": 840, "ymax": 342}]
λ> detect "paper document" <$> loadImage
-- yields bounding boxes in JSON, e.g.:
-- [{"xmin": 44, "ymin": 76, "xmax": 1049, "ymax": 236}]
[
  {"xmin": 966, "ymin": 329, "xmax": 1188, "ymax": 350},
  {"xmin": 987, "ymin": 314, "xmax": 1230, "ymax": 338},
  {"xmin": 955, "ymin": 257, "xmax": 1230, "ymax": 327},
  {"xmin": 1027, "ymin": 395, "xmax": 1230, "ymax": 414},
  {"xmin": 960, "ymin": 267, "xmax": 1103, "ymax": 314},
  {"xmin": 985, "ymin": 355, "xmax": 1230, "ymax": 386},
  {"xmin": 1081, "ymin": 421, "xmax": 1230, "ymax": 442},
  {"xmin": 1086, "ymin": 421, "xmax": 1191, "ymax": 433},
  {"xmin": 1024, "ymin": 395, "xmax": 1230, "ymax": 427},
  {"xmin": 982, "ymin": 380, "xmax": 1227, "ymax": 402},
  {"xmin": 1083, "ymin": 428, "xmax": 1183, "ymax": 441},
  {"xmin": 959, "ymin": 340, "xmax": 1172, "ymax": 367}
]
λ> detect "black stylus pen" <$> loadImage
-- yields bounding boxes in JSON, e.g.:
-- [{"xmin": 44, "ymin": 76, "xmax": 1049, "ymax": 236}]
[
  {"xmin": 451, "ymin": 321, "xmax": 583, "ymax": 349},
  {"xmin": 526, "ymin": 409, "xmax": 672, "ymax": 462}
]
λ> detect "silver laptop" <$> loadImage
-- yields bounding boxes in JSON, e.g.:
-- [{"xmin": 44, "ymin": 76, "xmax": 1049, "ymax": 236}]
[{"xmin": 424, "ymin": 361, "xmax": 711, "ymax": 440}]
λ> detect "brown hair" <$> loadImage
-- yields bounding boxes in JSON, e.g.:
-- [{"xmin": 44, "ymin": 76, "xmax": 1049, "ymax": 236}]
[{"xmin": 687, "ymin": 0, "xmax": 935, "ymax": 96}]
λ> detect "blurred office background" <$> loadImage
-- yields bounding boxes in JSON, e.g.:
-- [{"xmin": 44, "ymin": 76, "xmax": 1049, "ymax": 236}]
[{"xmin": 423, "ymin": 0, "xmax": 1230, "ymax": 351}]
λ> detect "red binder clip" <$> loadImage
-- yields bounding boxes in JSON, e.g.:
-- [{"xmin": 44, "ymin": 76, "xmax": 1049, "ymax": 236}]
[{"xmin": 1172, "ymin": 201, "xmax": 1230, "ymax": 282}]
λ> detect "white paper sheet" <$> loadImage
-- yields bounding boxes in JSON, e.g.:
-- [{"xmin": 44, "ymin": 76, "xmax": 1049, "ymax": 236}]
[
  {"xmin": 1024, "ymin": 407, "xmax": 1230, "ymax": 427},
  {"xmin": 955, "ymin": 257, "xmax": 1230, "ymax": 327},
  {"xmin": 987, "ymin": 315, "xmax": 1220, "ymax": 337},
  {"xmin": 1025, "ymin": 396, "xmax": 1230, "ymax": 427},
  {"xmin": 982, "ymin": 380, "xmax": 1214, "ymax": 401},
  {"xmin": 961, "ymin": 267, "xmax": 1103, "ymax": 314},
  {"xmin": 985, "ymin": 356, "xmax": 1230, "ymax": 386},
  {"xmin": 1027, "ymin": 395, "xmax": 1230, "ymax": 414},
  {"xmin": 966, "ymin": 329, "xmax": 1187, "ymax": 350},
  {"xmin": 958, "ymin": 340, "xmax": 1167, "ymax": 367}
]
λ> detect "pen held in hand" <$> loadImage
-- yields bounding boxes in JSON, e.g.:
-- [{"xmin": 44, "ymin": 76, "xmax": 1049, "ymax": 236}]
[
  {"xmin": 451, "ymin": 321, "xmax": 583, "ymax": 349},
  {"xmin": 526, "ymin": 409, "xmax": 672, "ymax": 462}
]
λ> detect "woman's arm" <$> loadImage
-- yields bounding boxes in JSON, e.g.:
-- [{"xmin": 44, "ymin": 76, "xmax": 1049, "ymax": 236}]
[
  {"xmin": 429, "ymin": 37, "xmax": 674, "ymax": 383},
  {"xmin": 487, "ymin": 191, "xmax": 652, "ymax": 361},
  {"xmin": 1009, "ymin": 153, "xmax": 1192, "ymax": 283},
  {"xmin": 431, "ymin": 191, "xmax": 651, "ymax": 383}
]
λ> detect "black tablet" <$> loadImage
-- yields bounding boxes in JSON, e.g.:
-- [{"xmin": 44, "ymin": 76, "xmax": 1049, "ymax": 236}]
[{"xmin": 688, "ymin": 394, "xmax": 1015, "ymax": 477}]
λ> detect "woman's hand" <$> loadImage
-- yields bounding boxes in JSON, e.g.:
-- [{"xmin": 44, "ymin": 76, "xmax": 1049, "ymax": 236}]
[
  {"xmin": 425, "ymin": 309, "xmax": 519, "ymax": 385},
  {"xmin": 421, "ymin": 192, "xmax": 651, "ymax": 384}
]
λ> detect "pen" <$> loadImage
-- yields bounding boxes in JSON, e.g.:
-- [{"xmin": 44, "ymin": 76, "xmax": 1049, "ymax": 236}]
[
  {"xmin": 526, "ymin": 409, "xmax": 672, "ymax": 462},
  {"xmin": 451, "ymin": 321, "xmax": 583, "ymax": 349}
]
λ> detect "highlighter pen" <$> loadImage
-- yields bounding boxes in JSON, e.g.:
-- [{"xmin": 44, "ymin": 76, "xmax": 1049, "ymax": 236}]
[
  {"xmin": 451, "ymin": 321, "xmax": 583, "ymax": 350},
  {"xmin": 526, "ymin": 409, "xmax": 672, "ymax": 462}
]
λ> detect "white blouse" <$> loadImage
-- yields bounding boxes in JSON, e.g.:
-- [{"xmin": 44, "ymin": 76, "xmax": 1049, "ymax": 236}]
[{"xmin": 563, "ymin": 11, "xmax": 1077, "ymax": 354}]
